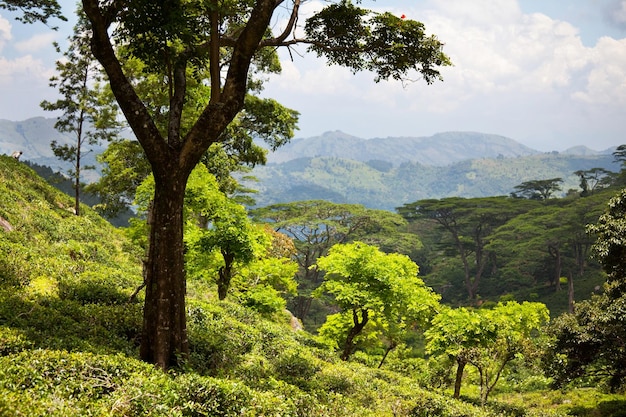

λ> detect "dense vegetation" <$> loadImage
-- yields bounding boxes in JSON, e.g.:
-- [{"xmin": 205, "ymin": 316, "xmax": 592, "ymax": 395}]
[
  {"xmin": 1, "ymin": 1, "xmax": 625, "ymax": 415},
  {"xmin": 250, "ymin": 152, "xmax": 619, "ymax": 210},
  {"xmin": 2, "ymin": 152, "xmax": 626, "ymax": 416}
]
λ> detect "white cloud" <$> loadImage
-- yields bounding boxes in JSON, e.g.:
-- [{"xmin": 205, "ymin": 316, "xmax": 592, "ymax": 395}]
[
  {"xmin": 0, "ymin": 15, "xmax": 12, "ymax": 50},
  {"xmin": 0, "ymin": 55, "xmax": 52, "ymax": 86},
  {"xmin": 572, "ymin": 36, "xmax": 626, "ymax": 105},
  {"xmin": 15, "ymin": 32, "xmax": 56, "ymax": 53},
  {"xmin": 260, "ymin": 0, "xmax": 626, "ymax": 151}
]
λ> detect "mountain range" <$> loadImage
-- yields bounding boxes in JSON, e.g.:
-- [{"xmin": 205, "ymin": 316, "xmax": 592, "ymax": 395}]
[
  {"xmin": 251, "ymin": 131, "xmax": 619, "ymax": 210},
  {"xmin": 0, "ymin": 117, "xmax": 621, "ymax": 211}
]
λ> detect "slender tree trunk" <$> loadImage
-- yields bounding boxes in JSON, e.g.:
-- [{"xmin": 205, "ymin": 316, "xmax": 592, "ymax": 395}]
[
  {"xmin": 140, "ymin": 172, "xmax": 189, "ymax": 370},
  {"xmin": 217, "ymin": 251, "xmax": 235, "ymax": 300},
  {"xmin": 453, "ymin": 357, "xmax": 467, "ymax": 399},
  {"xmin": 548, "ymin": 244, "xmax": 562, "ymax": 292},
  {"xmin": 74, "ymin": 149, "xmax": 81, "ymax": 216},
  {"xmin": 377, "ymin": 341, "xmax": 397, "ymax": 369}
]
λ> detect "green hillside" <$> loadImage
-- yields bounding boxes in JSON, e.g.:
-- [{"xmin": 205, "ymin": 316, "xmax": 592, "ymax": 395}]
[
  {"xmin": 250, "ymin": 153, "xmax": 620, "ymax": 210},
  {"xmin": 1, "ymin": 155, "xmax": 625, "ymax": 416}
]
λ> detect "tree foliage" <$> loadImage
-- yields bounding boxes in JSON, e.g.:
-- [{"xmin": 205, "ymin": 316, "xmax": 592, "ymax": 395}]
[
  {"xmin": 511, "ymin": 178, "xmax": 563, "ymax": 200},
  {"xmin": 426, "ymin": 301, "xmax": 549, "ymax": 404},
  {"xmin": 398, "ymin": 197, "xmax": 535, "ymax": 300},
  {"xmin": 314, "ymin": 241, "xmax": 440, "ymax": 361},
  {"xmin": 252, "ymin": 200, "xmax": 416, "ymax": 326},
  {"xmin": 34, "ymin": 0, "xmax": 450, "ymax": 369},
  {"xmin": 547, "ymin": 189, "xmax": 626, "ymax": 391},
  {"xmin": 0, "ymin": 0, "xmax": 64, "ymax": 25},
  {"xmin": 86, "ymin": 140, "xmax": 151, "ymax": 218}
]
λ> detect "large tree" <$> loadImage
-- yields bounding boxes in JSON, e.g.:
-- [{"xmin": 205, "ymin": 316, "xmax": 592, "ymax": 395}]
[
  {"xmin": 398, "ymin": 197, "xmax": 534, "ymax": 300},
  {"xmin": 79, "ymin": 0, "xmax": 449, "ymax": 369},
  {"xmin": 547, "ymin": 189, "xmax": 626, "ymax": 390},
  {"xmin": 511, "ymin": 178, "xmax": 563, "ymax": 200}
]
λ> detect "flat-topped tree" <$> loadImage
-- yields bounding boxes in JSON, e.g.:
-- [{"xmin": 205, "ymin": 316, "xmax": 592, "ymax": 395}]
[{"xmin": 81, "ymin": 0, "xmax": 450, "ymax": 369}]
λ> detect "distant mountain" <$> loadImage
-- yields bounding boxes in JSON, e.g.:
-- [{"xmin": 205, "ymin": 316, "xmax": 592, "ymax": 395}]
[
  {"xmin": 2, "ymin": 118, "xmax": 621, "ymax": 212},
  {"xmin": 248, "ymin": 130, "xmax": 621, "ymax": 210},
  {"xmin": 562, "ymin": 145, "xmax": 602, "ymax": 156},
  {"xmin": 266, "ymin": 131, "xmax": 540, "ymax": 166},
  {"xmin": 0, "ymin": 117, "xmax": 106, "ymax": 180}
]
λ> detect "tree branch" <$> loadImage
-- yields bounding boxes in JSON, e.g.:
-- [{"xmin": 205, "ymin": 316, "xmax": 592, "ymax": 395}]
[{"xmin": 82, "ymin": 0, "xmax": 168, "ymax": 167}]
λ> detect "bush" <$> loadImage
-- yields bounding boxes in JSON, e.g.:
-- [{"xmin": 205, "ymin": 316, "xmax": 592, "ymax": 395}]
[
  {"xmin": 410, "ymin": 394, "xmax": 483, "ymax": 417},
  {"xmin": 0, "ymin": 326, "xmax": 33, "ymax": 355},
  {"xmin": 0, "ymin": 349, "xmax": 256, "ymax": 417},
  {"xmin": 187, "ymin": 303, "xmax": 259, "ymax": 375},
  {"xmin": 272, "ymin": 347, "xmax": 322, "ymax": 389},
  {"xmin": 58, "ymin": 272, "xmax": 132, "ymax": 305},
  {"xmin": 0, "ymin": 291, "xmax": 141, "ymax": 355},
  {"xmin": 241, "ymin": 285, "xmax": 286, "ymax": 315}
]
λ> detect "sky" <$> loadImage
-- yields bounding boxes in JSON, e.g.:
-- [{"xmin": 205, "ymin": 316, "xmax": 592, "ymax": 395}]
[{"xmin": 0, "ymin": 1, "xmax": 625, "ymax": 152}]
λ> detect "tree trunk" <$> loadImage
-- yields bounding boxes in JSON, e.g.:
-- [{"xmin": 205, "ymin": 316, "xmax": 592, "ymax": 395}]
[
  {"xmin": 140, "ymin": 172, "xmax": 189, "ymax": 370},
  {"xmin": 377, "ymin": 341, "xmax": 397, "ymax": 369},
  {"xmin": 340, "ymin": 308, "xmax": 369, "ymax": 361},
  {"xmin": 567, "ymin": 272, "xmax": 574, "ymax": 314},
  {"xmin": 217, "ymin": 250, "xmax": 235, "ymax": 300},
  {"xmin": 453, "ymin": 357, "xmax": 467, "ymax": 399}
]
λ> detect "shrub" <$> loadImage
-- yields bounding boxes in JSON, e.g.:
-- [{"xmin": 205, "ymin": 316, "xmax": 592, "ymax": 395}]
[
  {"xmin": 58, "ymin": 271, "xmax": 132, "ymax": 305},
  {"xmin": 241, "ymin": 285, "xmax": 286, "ymax": 315},
  {"xmin": 187, "ymin": 303, "xmax": 259, "ymax": 375},
  {"xmin": 272, "ymin": 347, "xmax": 322, "ymax": 389},
  {"xmin": 0, "ymin": 326, "xmax": 33, "ymax": 355}
]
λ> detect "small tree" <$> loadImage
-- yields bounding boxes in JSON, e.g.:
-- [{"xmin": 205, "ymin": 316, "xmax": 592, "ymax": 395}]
[
  {"xmin": 469, "ymin": 302, "xmax": 549, "ymax": 405},
  {"xmin": 86, "ymin": 140, "xmax": 150, "ymax": 219},
  {"xmin": 426, "ymin": 301, "xmax": 548, "ymax": 404},
  {"xmin": 40, "ymin": 12, "xmax": 121, "ymax": 215},
  {"xmin": 253, "ymin": 200, "xmax": 415, "ymax": 324},
  {"xmin": 135, "ymin": 165, "xmax": 271, "ymax": 301},
  {"xmin": 314, "ymin": 241, "xmax": 440, "ymax": 361}
]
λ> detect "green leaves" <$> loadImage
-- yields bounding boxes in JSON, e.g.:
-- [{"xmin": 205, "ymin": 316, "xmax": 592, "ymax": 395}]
[
  {"xmin": 305, "ymin": 1, "xmax": 450, "ymax": 82},
  {"xmin": 426, "ymin": 301, "xmax": 549, "ymax": 403},
  {"xmin": 314, "ymin": 241, "xmax": 440, "ymax": 359},
  {"xmin": 0, "ymin": 0, "xmax": 65, "ymax": 26}
]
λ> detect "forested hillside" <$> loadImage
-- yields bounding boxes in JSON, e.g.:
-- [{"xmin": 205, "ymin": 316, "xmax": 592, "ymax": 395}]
[
  {"xmin": 250, "ymin": 152, "xmax": 620, "ymax": 210},
  {"xmin": 2, "ymin": 154, "xmax": 626, "ymax": 416}
]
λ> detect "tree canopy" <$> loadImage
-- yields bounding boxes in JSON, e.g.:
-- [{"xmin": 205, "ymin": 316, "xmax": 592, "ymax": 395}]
[{"xmin": 314, "ymin": 241, "xmax": 440, "ymax": 361}]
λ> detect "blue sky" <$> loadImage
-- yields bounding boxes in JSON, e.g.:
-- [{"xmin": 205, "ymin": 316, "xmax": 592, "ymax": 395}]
[{"xmin": 1, "ymin": 0, "xmax": 625, "ymax": 151}]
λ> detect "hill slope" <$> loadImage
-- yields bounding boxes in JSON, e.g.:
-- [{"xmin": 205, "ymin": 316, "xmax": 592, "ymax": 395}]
[
  {"xmin": 250, "ymin": 153, "xmax": 620, "ymax": 210},
  {"xmin": 0, "ymin": 155, "xmax": 499, "ymax": 416}
]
